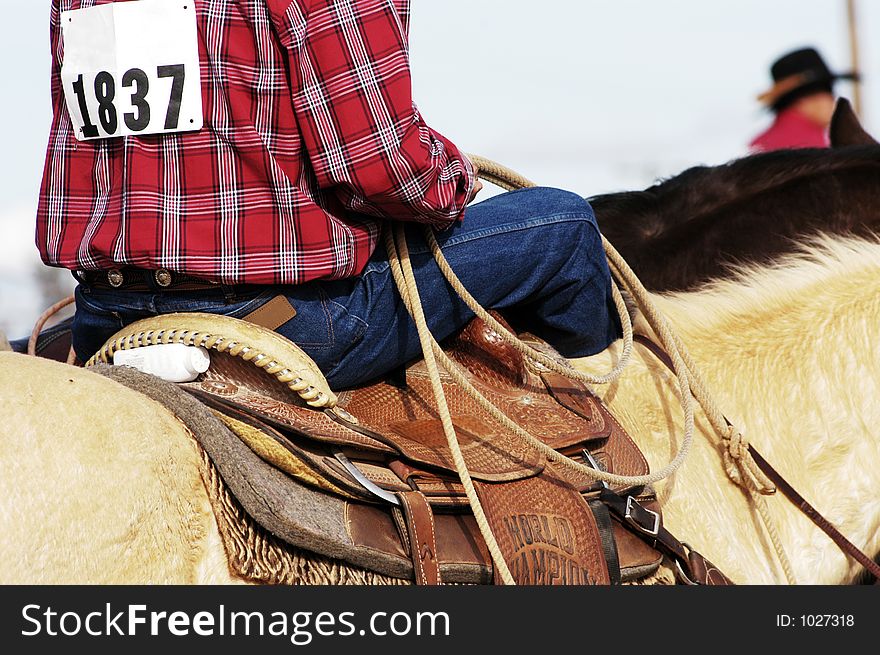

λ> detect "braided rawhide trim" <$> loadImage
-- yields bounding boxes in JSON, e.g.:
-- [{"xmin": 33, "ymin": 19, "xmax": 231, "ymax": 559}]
[{"xmin": 84, "ymin": 312, "xmax": 336, "ymax": 408}]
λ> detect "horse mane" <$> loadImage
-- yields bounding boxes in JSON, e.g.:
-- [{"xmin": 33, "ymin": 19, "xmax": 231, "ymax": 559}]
[
  {"xmin": 590, "ymin": 146, "xmax": 880, "ymax": 246},
  {"xmin": 591, "ymin": 145, "xmax": 880, "ymax": 292}
]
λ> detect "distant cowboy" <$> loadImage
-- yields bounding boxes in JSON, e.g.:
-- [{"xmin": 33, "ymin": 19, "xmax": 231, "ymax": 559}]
[{"xmin": 749, "ymin": 47, "xmax": 859, "ymax": 152}]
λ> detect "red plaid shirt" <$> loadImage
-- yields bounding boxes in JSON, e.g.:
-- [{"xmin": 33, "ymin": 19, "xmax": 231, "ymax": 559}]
[{"xmin": 37, "ymin": 0, "xmax": 474, "ymax": 284}]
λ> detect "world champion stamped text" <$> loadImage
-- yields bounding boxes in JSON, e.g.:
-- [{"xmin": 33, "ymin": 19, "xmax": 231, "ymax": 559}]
[{"xmin": 502, "ymin": 513, "xmax": 598, "ymax": 585}]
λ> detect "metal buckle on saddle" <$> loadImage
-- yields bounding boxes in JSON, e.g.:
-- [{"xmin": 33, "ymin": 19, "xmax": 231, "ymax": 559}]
[
  {"xmin": 582, "ymin": 449, "xmax": 660, "ymax": 537},
  {"xmin": 624, "ymin": 495, "xmax": 660, "ymax": 536}
]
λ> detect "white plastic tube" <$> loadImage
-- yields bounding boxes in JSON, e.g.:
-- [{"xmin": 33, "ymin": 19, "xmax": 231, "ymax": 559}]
[{"xmin": 112, "ymin": 343, "xmax": 211, "ymax": 383}]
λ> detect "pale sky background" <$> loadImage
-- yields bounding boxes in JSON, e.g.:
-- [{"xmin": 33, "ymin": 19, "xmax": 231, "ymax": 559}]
[{"xmin": 1, "ymin": 0, "xmax": 879, "ymax": 338}]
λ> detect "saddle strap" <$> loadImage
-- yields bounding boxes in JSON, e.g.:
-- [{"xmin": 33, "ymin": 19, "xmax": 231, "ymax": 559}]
[
  {"xmin": 598, "ymin": 488, "xmax": 733, "ymax": 585},
  {"xmin": 748, "ymin": 447, "xmax": 880, "ymax": 582},
  {"xmin": 396, "ymin": 491, "xmax": 442, "ymax": 585},
  {"xmin": 635, "ymin": 334, "xmax": 880, "ymax": 583},
  {"xmin": 587, "ymin": 498, "xmax": 622, "ymax": 585}
]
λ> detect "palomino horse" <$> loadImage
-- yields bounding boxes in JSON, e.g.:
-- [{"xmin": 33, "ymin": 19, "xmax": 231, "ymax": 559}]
[
  {"xmin": 592, "ymin": 99, "xmax": 880, "ymax": 291},
  {"xmin": 1, "ymin": 234, "xmax": 879, "ymax": 584}
]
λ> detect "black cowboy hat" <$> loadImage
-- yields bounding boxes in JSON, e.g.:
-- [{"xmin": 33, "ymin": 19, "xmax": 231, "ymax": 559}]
[{"xmin": 758, "ymin": 47, "xmax": 859, "ymax": 109}]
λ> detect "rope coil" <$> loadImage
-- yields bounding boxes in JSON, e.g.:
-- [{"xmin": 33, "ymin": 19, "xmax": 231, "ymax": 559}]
[{"xmin": 382, "ymin": 155, "xmax": 796, "ymax": 584}]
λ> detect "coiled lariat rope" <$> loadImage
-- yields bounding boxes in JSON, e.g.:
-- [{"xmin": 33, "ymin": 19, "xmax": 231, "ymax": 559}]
[
  {"xmin": 385, "ymin": 226, "xmax": 692, "ymax": 586},
  {"xmin": 602, "ymin": 234, "xmax": 795, "ymax": 584},
  {"xmin": 414, "ymin": 228, "xmax": 694, "ymax": 487},
  {"xmin": 385, "ymin": 155, "xmax": 795, "ymax": 585}
]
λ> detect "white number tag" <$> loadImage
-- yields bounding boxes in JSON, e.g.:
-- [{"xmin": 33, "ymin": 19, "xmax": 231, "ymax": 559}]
[{"xmin": 61, "ymin": 0, "xmax": 203, "ymax": 141}]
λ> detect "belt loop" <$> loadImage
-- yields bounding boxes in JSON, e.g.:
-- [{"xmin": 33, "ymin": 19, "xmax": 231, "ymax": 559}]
[{"xmin": 221, "ymin": 284, "xmax": 237, "ymax": 303}]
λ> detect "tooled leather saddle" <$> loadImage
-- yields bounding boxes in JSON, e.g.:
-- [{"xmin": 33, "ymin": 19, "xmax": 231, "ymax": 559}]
[
  {"xmin": 189, "ymin": 316, "xmax": 657, "ymax": 585},
  {"xmin": 73, "ymin": 306, "xmax": 731, "ymax": 586}
]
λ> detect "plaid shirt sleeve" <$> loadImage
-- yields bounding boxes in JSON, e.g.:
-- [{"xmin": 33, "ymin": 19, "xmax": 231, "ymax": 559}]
[{"xmin": 272, "ymin": 0, "xmax": 475, "ymax": 226}]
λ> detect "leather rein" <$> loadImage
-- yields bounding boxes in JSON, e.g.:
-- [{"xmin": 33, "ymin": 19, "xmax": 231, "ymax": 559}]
[{"xmin": 634, "ymin": 334, "xmax": 880, "ymax": 582}]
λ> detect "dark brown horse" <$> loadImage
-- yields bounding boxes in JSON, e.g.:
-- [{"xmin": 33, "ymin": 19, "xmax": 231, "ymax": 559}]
[{"xmin": 591, "ymin": 99, "xmax": 880, "ymax": 292}]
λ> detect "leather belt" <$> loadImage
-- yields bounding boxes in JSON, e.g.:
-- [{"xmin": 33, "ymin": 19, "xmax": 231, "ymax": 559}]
[{"xmin": 76, "ymin": 268, "xmax": 222, "ymax": 292}]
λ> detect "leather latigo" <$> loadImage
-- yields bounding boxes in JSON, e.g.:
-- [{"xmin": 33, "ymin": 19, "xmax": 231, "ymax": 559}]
[
  {"xmin": 186, "ymin": 315, "xmax": 663, "ymax": 584},
  {"xmin": 396, "ymin": 491, "xmax": 442, "ymax": 585}
]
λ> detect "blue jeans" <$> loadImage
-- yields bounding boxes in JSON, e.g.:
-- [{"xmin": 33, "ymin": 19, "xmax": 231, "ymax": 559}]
[{"xmin": 72, "ymin": 187, "xmax": 621, "ymax": 389}]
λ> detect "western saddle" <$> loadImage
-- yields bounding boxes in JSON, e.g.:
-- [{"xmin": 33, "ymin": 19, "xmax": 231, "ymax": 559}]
[
  {"xmin": 82, "ymin": 306, "xmax": 731, "ymax": 586},
  {"xmin": 18, "ymin": 158, "xmax": 744, "ymax": 586}
]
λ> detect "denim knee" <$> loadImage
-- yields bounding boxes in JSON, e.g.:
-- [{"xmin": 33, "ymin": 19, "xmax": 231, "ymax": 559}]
[
  {"xmin": 501, "ymin": 186, "xmax": 597, "ymax": 224},
  {"xmin": 524, "ymin": 188, "xmax": 604, "ymax": 263}
]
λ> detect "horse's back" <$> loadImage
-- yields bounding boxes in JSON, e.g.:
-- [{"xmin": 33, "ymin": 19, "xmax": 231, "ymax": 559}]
[{"xmin": 0, "ymin": 352, "xmax": 223, "ymax": 583}]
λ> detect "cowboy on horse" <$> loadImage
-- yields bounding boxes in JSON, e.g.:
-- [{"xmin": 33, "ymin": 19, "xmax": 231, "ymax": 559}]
[
  {"xmin": 41, "ymin": 0, "xmax": 620, "ymax": 384},
  {"xmin": 17, "ymin": 0, "xmax": 879, "ymax": 589}
]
